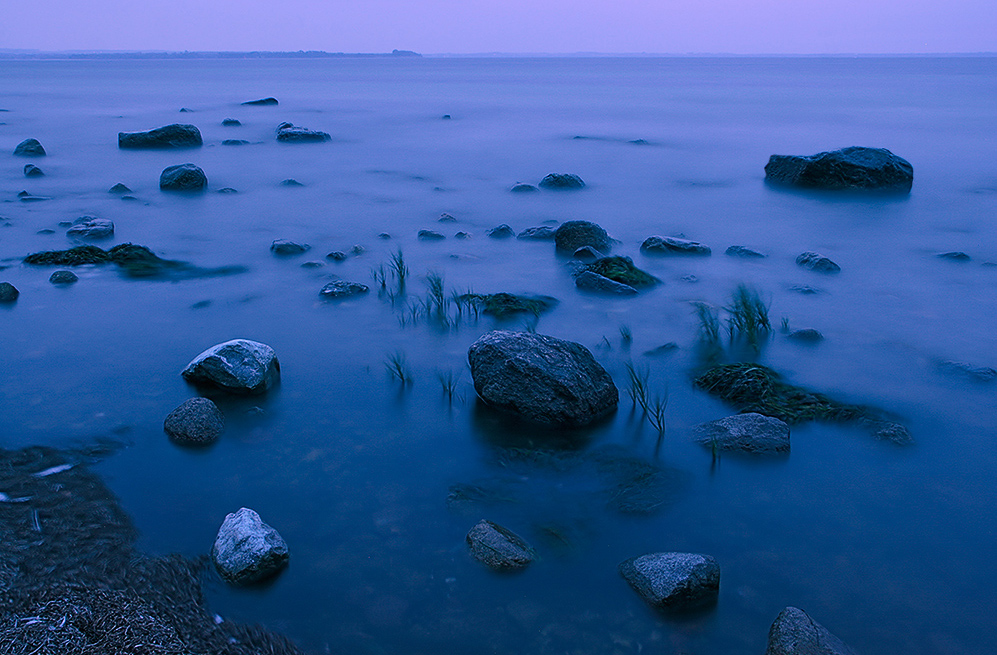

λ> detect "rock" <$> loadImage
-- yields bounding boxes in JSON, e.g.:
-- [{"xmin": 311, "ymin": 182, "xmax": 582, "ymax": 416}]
[
  {"xmin": 222, "ymin": 139, "xmax": 250, "ymax": 146},
  {"xmin": 539, "ymin": 173, "xmax": 585, "ymax": 190},
  {"xmin": 575, "ymin": 270, "xmax": 638, "ymax": 295},
  {"xmin": 18, "ymin": 191, "xmax": 49, "ymax": 202},
  {"xmin": 726, "ymin": 245, "xmax": 766, "ymax": 258},
  {"xmin": 789, "ymin": 284, "xmax": 822, "ymax": 295},
  {"xmin": 24, "ymin": 245, "xmax": 111, "ymax": 266},
  {"xmin": 937, "ymin": 360, "xmax": 997, "ymax": 383},
  {"xmin": 108, "ymin": 183, "xmax": 132, "ymax": 194},
  {"xmin": 691, "ymin": 413, "xmax": 790, "ymax": 454},
  {"xmin": 468, "ymin": 330, "xmax": 618, "ymax": 428},
  {"xmin": 510, "ymin": 183, "xmax": 539, "ymax": 193},
  {"xmin": 319, "ymin": 280, "xmax": 370, "ymax": 299},
  {"xmin": 871, "ymin": 421, "xmax": 914, "ymax": 445},
  {"xmin": 454, "ymin": 231, "xmax": 471, "ymax": 239},
  {"xmin": 280, "ymin": 178, "xmax": 304, "ymax": 186},
  {"xmin": 163, "ymin": 397, "xmax": 224, "ymax": 446},
  {"xmin": 217, "ymin": 188, "xmax": 237, "ymax": 194},
  {"xmin": 159, "ymin": 164, "xmax": 207, "ymax": 191},
  {"xmin": 618, "ymin": 552, "xmax": 720, "ymax": 611},
  {"xmin": 418, "ymin": 229, "xmax": 446, "ymax": 240},
  {"xmin": 460, "ymin": 293, "xmax": 558, "ymax": 318},
  {"xmin": 221, "ymin": 118, "xmax": 242, "ymax": 126},
  {"xmin": 181, "ymin": 339, "xmax": 280, "ymax": 395},
  {"xmin": 242, "ymin": 97, "xmax": 278, "ymax": 106},
  {"xmin": 573, "ymin": 246, "xmax": 605, "ymax": 262},
  {"xmin": 644, "ymin": 342, "xmax": 679, "ymax": 357},
  {"xmin": 765, "ymin": 607, "xmax": 858, "ymax": 655},
  {"xmin": 275, "ymin": 122, "xmax": 330, "ymax": 143},
  {"xmin": 796, "ymin": 251, "xmax": 840, "ymax": 273},
  {"xmin": 300, "ymin": 260, "xmax": 323, "ymax": 269},
  {"xmin": 554, "ymin": 220, "xmax": 611, "ymax": 253},
  {"xmin": 487, "ymin": 224, "xmax": 515, "ymax": 238},
  {"xmin": 67, "ymin": 216, "xmax": 114, "ymax": 240},
  {"xmin": 0, "ymin": 282, "xmax": 19, "ymax": 302},
  {"xmin": 441, "ymin": 114, "xmax": 451, "ymax": 120},
  {"xmin": 937, "ymin": 251, "xmax": 970, "ymax": 261},
  {"xmin": 438, "ymin": 212, "xmax": 457, "ymax": 222},
  {"xmin": 585, "ymin": 256, "xmax": 658, "ymax": 287},
  {"xmin": 23, "ymin": 164, "xmax": 44, "ymax": 177},
  {"xmin": 465, "ymin": 520, "xmax": 536, "ymax": 571},
  {"xmin": 211, "ymin": 508, "xmax": 289, "ymax": 584},
  {"xmin": 14, "ymin": 138, "xmax": 45, "ymax": 156},
  {"xmin": 640, "ymin": 236, "xmax": 711, "ymax": 256},
  {"xmin": 178, "ymin": 107, "xmax": 193, "ymax": 113},
  {"xmin": 517, "ymin": 226, "xmax": 556, "ymax": 240},
  {"xmin": 49, "ymin": 270, "xmax": 79, "ymax": 285},
  {"xmin": 118, "ymin": 124, "xmax": 202, "ymax": 149},
  {"xmin": 765, "ymin": 146, "xmax": 913, "ymax": 193},
  {"xmin": 787, "ymin": 328, "xmax": 824, "ymax": 342},
  {"xmin": 326, "ymin": 251, "xmax": 347, "ymax": 261},
  {"xmin": 350, "ymin": 244, "xmax": 365, "ymax": 255},
  {"xmin": 270, "ymin": 239, "xmax": 310, "ymax": 255}
]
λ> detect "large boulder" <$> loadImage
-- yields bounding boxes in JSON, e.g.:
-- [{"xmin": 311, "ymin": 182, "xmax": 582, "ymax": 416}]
[
  {"xmin": 118, "ymin": 124, "xmax": 202, "ymax": 149},
  {"xmin": 618, "ymin": 552, "xmax": 720, "ymax": 610},
  {"xmin": 468, "ymin": 330, "xmax": 618, "ymax": 428},
  {"xmin": 164, "ymin": 397, "xmax": 224, "ymax": 445},
  {"xmin": 211, "ymin": 508, "xmax": 289, "ymax": 585},
  {"xmin": 465, "ymin": 520, "xmax": 536, "ymax": 571},
  {"xmin": 160, "ymin": 164, "xmax": 207, "ymax": 191},
  {"xmin": 275, "ymin": 122, "xmax": 331, "ymax": 143},
  {"xmin": 765, "ymin": 146, "xmax": 913, "ymax": 193},
  {"xmin": 554, "ymin": 220, "xmax": 611, "ymax": 254},
  {"xmin": 67, "ymin": 216, "xmax": 114, "ymax": 240},
  {"xmin": 181, "ymin": 339, "xmax": 280, "ymax": 395},
  {"xmin": 14, "ymin": 138, "xmax": 45, "ymax": 157},
  {"xmin": 765, "ymin": 607, "xmax": 859, "ymax": 655},
  {"xmin": 691, "ymin": 413, "xmax": 790, "ymax": 454}
]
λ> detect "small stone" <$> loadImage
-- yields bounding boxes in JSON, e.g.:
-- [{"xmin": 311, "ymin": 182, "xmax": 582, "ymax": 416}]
[
  {"xmin": 67, "ymin": 216, "xmax": 114, "ymax": 240},
  {"xmin": 487, "ymin": 224, "xmax": 515, "ymax": 238},
  {"xmin": 350, "ymin": 244, "xmax": 365, "ymax": 255},
  {"xmin": 242, "ymin": 97, "xmax": 278, "ymax": 106},
  {"xmin": 618, "ymin": 552, "xmax": 720, "ymax": 610},
  {"xmin": 438, "ymin": 212, "xmax": 457, "ymax": 222},
  {"xmin": 159, "ymin": 163, "xmax": 207, "ymax": 191},
  {"xmin": 212, "ymin": 508, "xmax": 289, "ymax": 585},
  {"xmin": 164, "ymin": 397, "xmax": 224, "ymax": 445},
  {"xmin": 418, "ymin": 229, "xmax": 446, "ymax": 240},
  {"xmin": 0, "ymin": 282, "xmax": 19, "ymax": 302},
  {"xmin": 441, "ymin": 114, "xmax": 452, "ymax": 120},
  {"xmin": 119, "ymin": 124, "xmax": 202, "ymax": 149},
  {"xmin": 49, "ymin": 270, "xmax": 79, "ymax": 285},
  {"xmin": 300, "ymin": 260, "xmax": 324, "ymax": 268},
  {"xmin": 466, "ymin": 520, "xmax": 536, "ymax": 571},
  {"xmin": 510, "ymin": 183, "xmax": 539, "ymax": 193},
  {"xmin": 787, "ymin": 328, "xmax": 824, "ymax": 342},
  {"xmin": 725, "ymin": 245, "xmax": 766, "ymax": 258},
  {"xmin": 14, "ymin": 138, "xmax": 45, "ymax": 157},
  {"xmin": 222, "ymin": 118, "xmax": 242, "ymax": 126},
  {"xmin": 378, "ymin": 233, "xmax": 392, "ymax": 239},
  {"xmin": 796, "ymin": 251, "xmax": 840, "ymax": 273},
  {"xmin": 572, "ymin": 246, "xmax": 605, "ymax": 262},
  {"xmin": 276, "ymin": 123, "xmax": 330, "ymax": 143},
  {"xmin": 326, "ymin": 251, "xmax": 348, "ymax": 261},
  {"xmin": 181, "ymin": 339, "xmax": 280, "ymax": 395},
  {"xmin": 270, "ymin": 239, "xmax": 310, "ymax": 256},
  {"xmin": 691, "ymin": 413, "xmax": 790, "ymax": 454},
  {"xmin": 217, "ymin": 188, "xmax": 238, "ymax": 194},
  {"xmin": 24, "ymin": 164, "xmax": 44, "ymax": 177},
  {"xmin": 937, "ymin": 251, "xmax": 970, "ymax": 261},
  {"xmin": 517, "ymin": 226, "xmax": 556, "ymax": 240},
  {"xmin": 109, "ymin": 183, "xmax": 132, "ymax": 194},
  {"xmin": 554, "ymin": 221, "xmax": 611, "ymax": 253},
  {"xmin": 641, "ymin": 236, "xmax": 711, "ymax": 256},
  {"xmin": 280, "ymin": 178, "xmax": 304, "ymax": 186},
  {"xmin": 454, "ymin": 231, "xmax": 471, "ymax": 239},
  {"xmin": 320, "ymin": 280, "xmax": 370, "ymax": 299},
  {"xmin": 538, "ymin": 173, "xmax": 585, "ymax": 190},
  {"xmin": 222, "ymin": 139, "xmax": 250, "ymax": 146}
]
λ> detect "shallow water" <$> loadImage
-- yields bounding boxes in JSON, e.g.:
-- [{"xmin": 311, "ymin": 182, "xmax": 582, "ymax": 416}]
[{"xmin": 2, "ymin": 56, "xmax": 996, "ymax": 654}]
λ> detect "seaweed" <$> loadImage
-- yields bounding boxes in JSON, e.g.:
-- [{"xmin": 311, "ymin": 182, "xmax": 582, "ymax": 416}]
[
  {"xmin": 586, "ymin": 256, "xmax": 659, "ymax": 288},
  {"xmin": 23, "ymin": 245, "xmax": 111, "ymax": 266}
]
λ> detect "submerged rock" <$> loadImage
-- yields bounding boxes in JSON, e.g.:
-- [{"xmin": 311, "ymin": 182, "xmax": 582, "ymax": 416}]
[
  {"xmin": 118, "ymin": 124, "xmax": 202, "ymax": 149},
  {"xmin": 23, "ymin": 164, "xmax": 44, "ymax": 177},
  {"xmin": 326, "ymin": 251, "xmax": 347, "ymax": 262},
  {"xmin": 510, "ymin": 183, "xmax": 539, "ymax": 193},
  {"xmin": 725, "ymin": 245, "xmax": 766, "ymax": 258},
  {"xmin": 796, "ymin": 251, "xmax": 840, "ymax": 273},
  {"xmin": 181, "ymin": 339, "xmax": 280, "ymax": 395},
  {"xmin": 765, "ymin": 146, "xmax": 913, "ymax": 193},
  {"xmin": 572, "ymin": 246, "xmax": 605, "ymax": 262},
  {"xmin": 539, "ymin": 173, "xmax": 585, "ymax": 190},
  {"xmin": 468, "ymin": 330, "xmax": 618, "ymax": 428},
  {"xmin": 319, "ymin": 280, "xmax": 370, "ymax": 299},
  {"xmin": 275, "ymin": 122, "xmax": 331, "ymax": 143},
  {"xmin": 691, "ymin": 413, "xmax": 790, "ymax": 454},
  {"xmin": 765, "ymin": 607, "xmax": 859, "ymax": 655},
  {"xmin": 459, "ymin": 292, "xmax": 558, "ymax": 318},
  {"xmin": 465, "ymin": 520, "xmax": 536, "ymax": 571},
  {"xmin": 242, "ymin": 97, "xmax": 278, "ymax": 106},
  {"xmin": 14, "ymin": 138, "xmax": 45, "ymax": 157},
  {"xmin": 164, "ymin": 397, "xmax": 224, "ymax": 446},
  {"xmin": 585, "ymin": 256, "xmax": 658, "ymax": 288},
  {"xmin": 554, "ymin": 220, "xmax": 611, "ymax": 254},
  {"xmin": 109, "ymin": 183, "xmax": 132, "ymax": 194},
  {"xmin": 24, "ymin": 245, "xmax": 111, "ymax": 266},
  {"xmin": 487, "ymin": 224, "xmax": 515, "ymax": 238},
  {"xmin": 937, "ymin": 251, "xmax": 971, "ymax": 261},
  {"xmin": 418, "ymin": 229, "xmax": 446, "ymax": 240},
  {"xmin": 212, "ymin": 508, "xmax": 289, "ymax": 585},
  {"xmin": 49, "ymin": 270, "xmax": 79, "ymax": 285},
  {"xmin": 67, "ymin": 216, "xmax": 114, "ymax": 240},
  {"xmin": 221, "ymin": 118, "xmax": 242, "ymax": 126},
  {"xmin": 787, "ymin": 328, "xmax": 824, "ymax": 343},
  {"xmin": 618, "ymin": 552, "xmax": 720, "ymax": 610},
  {"xmin": 222, "ymin": 139, "xmax": 250, "ymax": 146},
  {"xmin": 0, "ymin": 282, "xmax": 19, "ymax": 302},
  {"xmin": 438, "ymin": 212, "xmax": 457, "ymax": 222},
  {"xmin": 641, "ymin": 236, "xmax": 711, "ymax": 256},
  {"xmin": 575, "ymin": 271, "xmax": 638, "ymax": 295},
  {"xmin": 517, "ymin": 226, "xmax": 556, "ymax": 240},
  {"xmin": 160, "ymin": 164, "xmax": 207, "ymax": 191},
  {"xmin": 280, "ymin": 178, "xmax": 303, "ymax": 186},
  {"xmin": 937, "ymin": 360, "xmax": 997, "ymax": 383},
  {"xmin": 270, "ymin": 239, "xmax": 310, "ymax": 256}
]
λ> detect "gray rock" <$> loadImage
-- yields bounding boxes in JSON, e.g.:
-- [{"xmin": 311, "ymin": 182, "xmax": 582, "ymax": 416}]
[
  {"xmin": 14, "ymin": 138, "xmax": 45, "ymax": 157},
  {"xmin": 242, "ymin": 97, "xmax": 278, "ymax": 106},
  {"xmin": 765, "ymin": 146, "xmax": 913, "ymax": 193},
  {"xmin": 118, "ymin": 124, "xmax": 202, "ymax": 149},
  {"xmin": 575, "ymin": 270, "xmax": 638, "ymax": 296},
  {"xmin": 487, "ymin": 224, "xmax": 515, "ymax": 238},
  {"xmin": 691, "ymin": 413, "xmax": 790, "ymax": 454},
  {"xmin": 465, "ymin": 520, "xmax": 536, "ymax": 571},
  {"xmin": 222, "ymin": 118, "xmax": 242, "ymax": 126},
  {"xmin": 539, "ymin": 173, "xmax": 585, "ymax": 189},
  {"xmin": 300, "ymin": 260, "xmax": 323, "ymax": 269},
  {"xmin": 67, "ymin": 216, "xmax": 114, "ymax": 240},
  {"xmin": 937, "ymin": 360, "xmax": 997, "ymax": 383},
  {"xmin": 270, "ymin": 239, "xmax": 310, "ymax": 256},
  {"xmin": 618, "ymin": 552, "xmax": 720, "ymax": 610},
  {"xmin": 319, "ymin": 280, "xmax": 370, "ymax": 299},
  {"xmin": 164, "ymin": 397, "xmax": 224, "ymax": 445},
  {"xmin": 418, "ymin": 229, "xmax": 446, "ymax": 240},
  {"xmin": 350, "ymin": 244, "xmax": 365, "ymax": 255},
  {"xmin": 641, "ymin": 236, "xmax": 711, "ymax": 256},
  {"xmin": 517, "ymin": 226, "xmax": 556, "ymax": 240},
  {"xmin": 796, "ymin": 251, "xmax": 840, "ymax": 273},
  {"xmin": 871, "ymin": 421, "xmax": 914, "ymax": 445},
  {"xmin": 510, "ymin": 183, "xmax": 539, "ymax": 193},
  {"xmin": 0, "ymin": 282, "xmax": 20, "ymax": 302},
  {"xmin": 454, "ymin": 231, "xmax": 471, "ymax": 239},
  {"xmin": 49, "ymin": 270, "xmax": 79, "ymax": 285},
  {"xmin": 438, "ymin": 212, "xmax": 457, "ymax": 222},
  {"xmin": 109, "ymin": 183, "xmax": 132, "ymax": 194},
  {"xmin": 280, "ymin": 178, "xmax": 303, "ymax": 186},
  {"xmin": 765, "ymin": 607, "xmax": 858, "ymax": 655},
  {"xmin": 787, "ymin": 328, "xmax": 824, "ymax": 343},
  {"xmin": 326, "ymin": 251, "xmax": 347, "ymax": 261},
  {"xmin": 211, "ymin": 508, "xmax": 289, "ymax": 585},
  {"xmin": 573, "ymin": 246, "xmax": 605, "ymax": 262},
  {"xmin": 468, "ymin": 330, "xmax": 618, "ymax": 428},
  {"xmin": 276, "ymin": 122, "xmax": 331, "ymax": 143},
  {"xmin": 937, "ymin": 251, "xmax": 970, "ymax": 261},
  {"xmin": 554, "ymin": 220, "xmax": 611, "ymax": 253},
  {"xmin": 726, "ymin": 245, "xmax": 766, "ymax": 258},
  {"xmin": 159, "ymin": 163, "xmax": 207, "ymax": 191},
  {"xmin": 181, "ymin": 339, "xmax": 280, "ymax": 395},
  {"xmin": 223, "ymin": 139, "xmax": 250, "ymax": 146},
  {"xmin": 23, "ymin": 164, "xmax": 44, "ymax": 177}
]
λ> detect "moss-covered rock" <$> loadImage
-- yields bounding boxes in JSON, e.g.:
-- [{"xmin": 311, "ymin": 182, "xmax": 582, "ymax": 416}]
[
  {"xmin": 586, "ymin": 256, "xmax": 659, "ymax": 288},
  {"xmin": 459, "ymin": 292, "xmax": 558, "ymax": 318}
]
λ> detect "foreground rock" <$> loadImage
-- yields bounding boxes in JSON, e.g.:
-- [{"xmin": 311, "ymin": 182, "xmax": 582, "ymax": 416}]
[
  {"xmin": 554, "ymin": 220, "xmax": 611, "ymax": 253},
  {"xmin": 691, "ymin": 413, "xmax": 790, "ymax": 454},
  {"xmin": 160, "ymin": 163, "xmax": 207, "ymax": 191},
  {"xmin": 796, "ymin": 251, "xmax": 840, "ymax": 273},
  {"xmin": 212, "ymin": 508, "xmax": 289, "ymax": 585},
  {"xmin": 67, "ymin": 216, "xmax": 114, "ymax": 240},
  {"xmin": 465, "ymin": 520, "xmax": 536, "ymax": 571},
  {"xmin": 575, "ymin": 270, "xmax": 638, "ymax": 295},
  {"xmin": 276, "ymin": 122, "xmax": 331, "ymax": 143},
  {"xmin": 618, "ymin": 552, "xmax": 720, "ymax": 610},
  {"xmin": 765, "ymin": 146, "xmax": 913, "ymax": 193},
  {"xmin": 118, "ymin": 124, "xmax": 203, "ymax": 149},
  {"xmin": 0, "ymin": 282, "xmax": 19, "ymax": 302},
  {"xmin": 181, "ymin": 339, "xmax": 280, "ymax": 395},
  {"xmin": 468, "ymin": 330, "xmax": 618, "ymax": 428},
  {"xmin": 319, "ymin": 280, "xmax": 369, "ymax": 299},
  {"xmin": 14, "ymin": 138, "xmax": 46, "ymax": 156},
  {"xmin": 766, "ymin": 607, "xmax": 859, "ymax": 655},
  {"xmin": 164, "ymin": 397, "xmax": 224, "ymax": 445},
  {"xmin": 641, "ymin": 236, "xmax": 711, "ymax": 256},
  {"xmin": 539, "ymin": 173, "xmax": 585, "ymax": 189}
]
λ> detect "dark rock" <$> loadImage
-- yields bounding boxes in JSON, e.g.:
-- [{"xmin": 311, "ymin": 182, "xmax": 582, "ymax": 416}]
[
  {"xmin": 300, "ymin": 260, "xmax": 323, "ymax": 269},
  {"xmin": 49, "ymin": 270, "xmax": 79, "ymax": 285},
  {"xmin": 575, "ymin": 271, "xmax": 638, "ymax": 295},
  {"xmin": 765, "ymin": 146, "xmax": 913, "ymax": 192},
  {"xmin": 18, "ymin": 191, "xmax": 49, "ymax": 202},
  {"xmin": 572, "ymin": 246, "xmax": 605, "ymax": 262},
  {"xmin": 270, "ymin": 239, "xmax": 310, "ymax": 256},
  {"xmin": 349, "ymin": 244, "xmax": 365, "ymax": 255},
  {"xmin": 691, "ymin": 413, "xmax": 790, "ymax": 454},
  {"xmin": 459, "ymin": 293, "xmax": 558, "ymax": 318},
  {"xmin": 216, "ymin": 188, "xmax": 237, "ymax": 194},
  {"xmin": 163, "ymin": 397, "xmax": 224, "ymax": 446},
  {"xmin": 378, "ymin": 233, "xmax": 392, "ymax": 239},
  {"xmin": 938, "ymin": 360, "xmax": 997, "ymax": 383},
  {"xmin": 539, "ymin": 173, "xmax": 585, "ymax": 190},
  {"xmin": 14, "ymin": 138, "xmax": 45, "ymax": 156},
  {"xmin": 787, "ymin": 328, "xmax": 824, "ymax": 342},
  {"xmin": 765, "ymin": 607, "xmax": 858, "ymax": 655},
  {"xmin": 487, "ymin": 224, "xmax": 514, "ymax": 239},
  {"xmin": 24, "ymin": 164, "xmax": 44, "ymax": 177},
  {"xmin": 280, "ymin": 178, "xmax": 304, "ymax": 186},
  {"xmin": 554, "ymin": 220, "xmax": 611, "ymax": 253},
  {"xmin": 468, "ymin": 330, "xmax": 618, "ymax": 428},
  {"xmin": 871, "ymin": 421, "xmax": 914, "ymax": 445},
  {"xmin": 438, "ymin": 212, "xmax": 457, "ymax": 222},
  {"xmin": 118, "ymin": 124, "xmax": 202, "ymax": 149},
  {"xmin": 178, "ymin": 107, "xmax": 193, "ymax": 113},
  {"xmin": 641, "ymin": 236, "xmax": 711, "ymax": 256},
  {"xmin": 585, "ymin": 256, "xmax": 659, "ymax": 287},
  {"xmin": 0, "ymin": 282, "xmax": 19, "ymax": 302},
  {"xmin": 221, "ymin": 118, "xmax": 242, "ymax": 126},
  {"xmin": 618, "ymin": 552, "xmax": 720, "ymax": 610},
  {"xmin": 789, "ymin": 284, "xmax": 823, "ymax": 295},
  {"xmin": 108, "ymin": 183, "xmax": 132, "ymax": 194},
  {"xmin": 326, "ymin": 251, "xmax": 347, "ymax": 261},
  {"xmin": 122, "ymin": 195, "xmax": 138, "ymax": 201},
  {"xmin": 937, "ymin": 251, "xmax": 971, "ymax": 261},
  {"xmin": 181, "ymin": 339, "xmax": 280, "ymax": 395},
  {"xmin": 796, "ymin": 251, "xmax": 840, "ymax": 273},
  {"xmin": 242, "ymin": 97, "xmax": 278, "ymax": 106},
  {"xmin": 24, "ymin": 245, "xmax": 111, "ymax": 266},
  {"xmin": 726, "ymin": 245, "xmax": 766, "ymax": 258},
  {"xmin": 644, "ymin": 342, "xmax": 679, "ymax": 357},
  {"xmin": 67, "ymin": 216, "xmax": 114, "ymax": 240},
  {"xmin": 454, "ymin": 231, "xmax": 471, "ymax": 239},
  {"xmin": 159, "ymin": 164, "xmax": 207, "ymax": 191},
  {"xmin": 319, "ymin": 280, "xmax": 370, "ymax": 299},
  {"xmin": 510, "ymin": 183, "xmax": 539, "ymax": 193},
  {"xmin": 418, "ymin": 229, "xmax": 446, "ymax": 240},
  {"xmin": 517, "ymin": 226, "xmax": 556, "ymax": 240},
  {"xmin": 466, "ymin": 520, "xmax": 536, "ymax": 571},
  {"xmin": 212, "ymin": 508, "xmax": 289, "ymax": 585},
  {"xmin": 222, "ymin": 139, "xmax": 250, "ymax": 146},
  {"xmin": 275, "ymin": 123, "xmax": 330, "ymax": 143},
  {"xmin": 441, "ymin": 114, "xmax": 451, "ymax": 120},
  {"xmin": 37, "ymin": 229, "xmax": 56, "ymax": 234}
]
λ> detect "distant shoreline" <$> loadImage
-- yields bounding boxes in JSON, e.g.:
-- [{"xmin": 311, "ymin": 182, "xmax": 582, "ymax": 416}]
[{"xmin": 0, "ymin": 49, "xmax": 422, "ymax": 60}]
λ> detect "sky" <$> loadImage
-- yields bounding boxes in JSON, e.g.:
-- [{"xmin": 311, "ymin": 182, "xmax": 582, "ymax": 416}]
[{"xmin": 2, "ymin": 0, "xmax": 995, "ymax": 54}]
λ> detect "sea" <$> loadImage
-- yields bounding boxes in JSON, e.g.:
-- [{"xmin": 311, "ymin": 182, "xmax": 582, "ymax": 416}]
[{"xmin": 1, "ymin": 55, "xmax": 996, "ymax": 654}]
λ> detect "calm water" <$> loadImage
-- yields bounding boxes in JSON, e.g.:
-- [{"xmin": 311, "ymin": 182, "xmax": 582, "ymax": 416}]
[{"xmin": 1, "ymin": 56, "xmax": 996, "ymax": 654}]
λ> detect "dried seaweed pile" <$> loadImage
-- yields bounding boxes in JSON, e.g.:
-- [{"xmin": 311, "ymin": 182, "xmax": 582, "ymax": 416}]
[{"xmin": 0, "ymin": 446, "xmax": 305, "ymax": 655}]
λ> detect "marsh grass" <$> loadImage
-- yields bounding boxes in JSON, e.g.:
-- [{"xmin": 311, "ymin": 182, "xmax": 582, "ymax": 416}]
[
  {"xmin": 436, "ymin": 368, "xmax": 460, "ymax": 401},
  {"xmin": 385, "ymin": 352, "xmax": 413, "ymax": 385},
  {"xmin": 624, "ymin": 361, "xmax": 650, "ymax": 412},
  {"xmin": 389, "ymin": 250, "xmax": 408, "ymax": 288},
  {"xmin": 726, "ymin": 284, "xmax": 771, "ymax": 348},
  {"xmin": 619, "ymin": 324, "xmax": 633, "ymax": 347}
]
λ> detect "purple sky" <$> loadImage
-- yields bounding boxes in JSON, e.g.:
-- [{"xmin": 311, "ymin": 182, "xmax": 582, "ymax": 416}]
[{"xmin": 3, "ymin": 0, "xmax": 995, "ymax": 54}]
